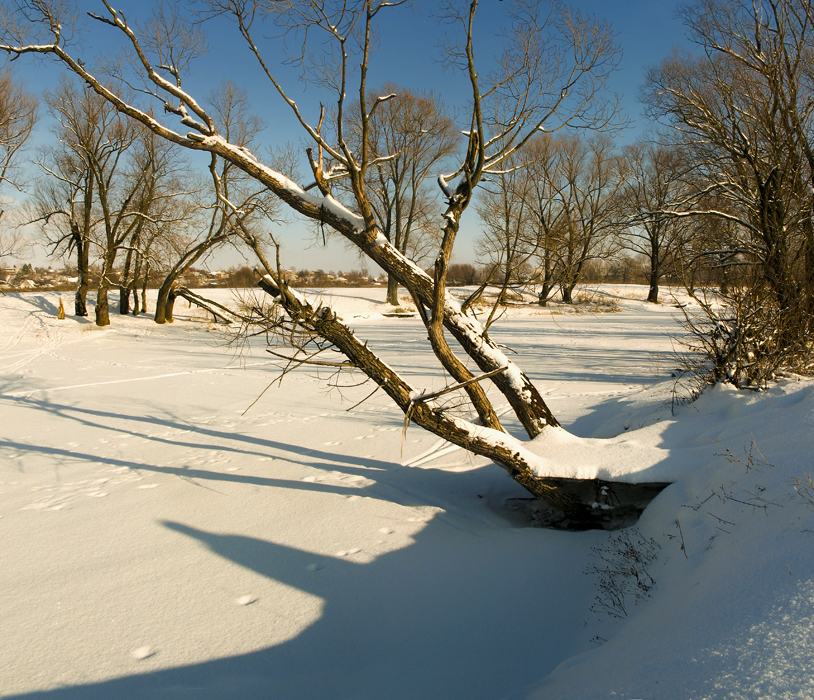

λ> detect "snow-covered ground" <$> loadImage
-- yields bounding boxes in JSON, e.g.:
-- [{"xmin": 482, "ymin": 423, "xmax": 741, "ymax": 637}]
[{"xmin": 1, "ymin": 285, "xmax": 812, "ymax": 699}]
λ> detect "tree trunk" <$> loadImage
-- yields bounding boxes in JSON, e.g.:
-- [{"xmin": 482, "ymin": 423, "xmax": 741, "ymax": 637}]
[
  {"xmin": 74, "ymin": 238, "xmax": 89, "ymax": 317},
  {"xmin": 647, "ymin": 267, "xmax": 660, "ymax": 303},
  {"xmin": 154, "ymin": 278, "xmax": 177, "ymax": 324},
  {"xmin": 561, "ymin": 283, "xmax": 575, "ymax": 304},
  {"xmin": 119, "ymin": 285, "xmax": 131, "ymax": 315},
  {"xmin": 647, "ymin": 235, "xmax": 661, "ymax": 303},
  {"xmin": 257, "ymin": 276, "xmax": 669, "ymax": 529},
  {"xmin": 805, "ymin": 219, "xmax": 814, "ymax": 333},
  {"xmin": 386, "ymin": 274, "xmax": 399, "ymax": 305},
  {"xmin": 537, "ymin": 280, "xmax": 553, "ymax": 306},
  {"xmin": 119, "ymin": 246, "xmax": 133, "ymax": 315},
  {"xmin": 165, "ymin": 288, "xmax": 177, "ymax": 323},
  {"xmin": 95, "ymin": 284, "xmax": 110, "ymax": 326},
  {"xmin": 95, "ymin": 253, "xmax": 116, "ymax": 327},
  {"xmin": 141, "ymin": 266, "xmax": 149, "ymax": 314}
]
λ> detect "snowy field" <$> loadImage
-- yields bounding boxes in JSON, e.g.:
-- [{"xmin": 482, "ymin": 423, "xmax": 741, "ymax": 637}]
[{"xmin": 1, "ymin": 285, "xmax": 813, "ymax": 699}]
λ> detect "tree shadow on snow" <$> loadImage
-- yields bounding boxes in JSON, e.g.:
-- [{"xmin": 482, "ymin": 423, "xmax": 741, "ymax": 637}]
[
  {"xmin": 4, "ymin": 515, "xmax": 596, "ymax": 700},
  {"xmin": 0, "ymin": 388, "xmax": 608, "ymax": 700},
  {"xmin": 0, "ymin": 393, "xmax": 522, "ymax": 515}
]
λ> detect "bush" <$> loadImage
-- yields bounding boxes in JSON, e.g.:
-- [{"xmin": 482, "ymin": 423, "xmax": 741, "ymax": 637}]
[{"xmin": 678, "ymin": 282, "xmax": 814, "ymax": 390}]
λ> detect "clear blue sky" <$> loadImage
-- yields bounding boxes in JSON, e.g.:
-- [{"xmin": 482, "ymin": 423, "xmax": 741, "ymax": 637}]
[{"xmin": 7, "ymin": 0, "xmax": 693, "ymax": 272}]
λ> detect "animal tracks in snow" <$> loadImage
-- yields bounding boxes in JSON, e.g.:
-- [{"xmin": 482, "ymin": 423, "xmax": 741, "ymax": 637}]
[
  {"xmin": 301, "ymin": 470, "xmax": 374, "ymax": 489},
  {"xmin": 19, "ymin": 469, "xmax": 157, "ymax": 512}
]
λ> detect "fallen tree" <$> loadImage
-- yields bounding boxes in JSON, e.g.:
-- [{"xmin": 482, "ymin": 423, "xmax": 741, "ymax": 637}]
[{"xmin": 0, "ymin": 0, "xmax": 669, "ymax": 527}]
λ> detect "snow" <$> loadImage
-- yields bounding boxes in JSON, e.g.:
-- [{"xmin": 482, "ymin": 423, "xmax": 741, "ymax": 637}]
[{"xmin": 1, "ymin": 285, "xmax": 813, "ymax": 699}]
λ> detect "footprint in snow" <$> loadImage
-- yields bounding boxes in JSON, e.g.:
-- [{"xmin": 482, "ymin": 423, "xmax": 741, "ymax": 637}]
[
  {"xmin": 324, "ymin": 441, "xmax": 341, "ymax": 446},
  {"xmin": 336, "ymin": 548, "xmax": 361, "ymax": 557},
  {"xmin": 236, "ymin": 594, "xmax": 257, "ymax": 606},
  {"xmin": 130, "ymin": 646, "xmax": 155, "ymax": 660}
]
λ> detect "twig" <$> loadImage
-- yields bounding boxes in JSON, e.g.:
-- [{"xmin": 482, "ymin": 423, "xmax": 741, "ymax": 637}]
[
  {"xmin": 265, "ymin": 348, "xmax": 354, "ymax": 368},
  {"xmin": 409, "ymin": 364, "xmax": 509, "ymax": 404},
  {"xmin": 675, "ymin": 518, "xmax": 688, "ymax": 558},
  {"xmin": 345, "ymin": 384, "xmax": 382, "ymax": 412}
]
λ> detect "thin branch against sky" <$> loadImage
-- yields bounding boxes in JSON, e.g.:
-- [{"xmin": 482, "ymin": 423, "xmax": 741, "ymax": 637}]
[{"xmin": 3, "ymin": 0, "xmax": 692, "ymax": 271}]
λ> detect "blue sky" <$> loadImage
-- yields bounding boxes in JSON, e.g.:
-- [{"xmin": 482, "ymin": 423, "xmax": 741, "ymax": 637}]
[{"xmin": 8, "ymin": 0, "xmax": 693, "ymax": 272}]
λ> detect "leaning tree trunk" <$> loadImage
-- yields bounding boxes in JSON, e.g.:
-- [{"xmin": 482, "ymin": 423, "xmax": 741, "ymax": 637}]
[
  {"xmin": 257, "ymin": 274, "xmax": 670, "ymax": 529},
  {"xmin": 165, "ymin": 128, "xmax": 555, "ymax": 437}
]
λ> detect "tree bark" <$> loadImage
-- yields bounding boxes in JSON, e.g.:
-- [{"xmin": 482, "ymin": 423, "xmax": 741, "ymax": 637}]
[
  {"xmin": 141, "ymin": 263, "xmax": 149, "ymax": 314},
  {"xmin": 119, "ymin": 245, "xmax": 134, "ymax": 315},
  {"xmin": 119, "ymin": 287, "xmax": 130, "ymax": 315},
  {"xmin": 74, "ymin": 228, "xmax": 90, "ymax": 317},
  {"xmin": 75, "ymin": 253, "xmax": 89, "ymax": 316},
  {"xmin": 386, "ymin": 274, "xmax": 399, "ymax": 306},
  {"xmin": 647, "ymin": 267, "xmax": 660, "ymax": 303},
  {"xmin": 155, "ymin": 277, "xmax": 179, "ymax": 324},
  {"xmin": 164, "ymin": 288, "xmax": 177, "ymax": 323},
  {"xmin": 537, "ymin": 281, "xmax": 553, "ymax": 306},
  {"xmin": 95, "ymin": 285, "xmax": 110, "ymax": 326}
]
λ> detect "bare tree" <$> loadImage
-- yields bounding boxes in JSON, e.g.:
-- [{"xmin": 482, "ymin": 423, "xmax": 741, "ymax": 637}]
[
  {"xmin": 618, "ymin": 142, "xmax": 689, "ymax": 303},
  {"xmin": 523, "ymin": 134, "xmax": 568, "ymax": 305},
  {"xmin": 645, "ymin": 0, "xmax": 814, "ymax": 380},
  {"xmin": 154, "ymin": 84, "xmax": 284, "ymax": 324},
  {"xmin": 551, "ymin": 134, "xmax": 624, "ymax": 303},
  {"xmin": 0, "ymin": 68, "xmax": 35, "ymax": 191},
  {"xmin": 116, "ymin": 125, "xmax": 193, "ymax": 317},
  {"xmin": 0, "ymin": 0, "xmax": 670, "ymax": 526},
  {"xmin": 31, "ymin": 77, "xmax": 120, "ymax": 316},
  {"xmin": 0, "ymin": 68, "xmax": 36, "ymax": 261},
  {"xmin": 475, "ymin": 150, "xmax": 536, "ymax": 327}
]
